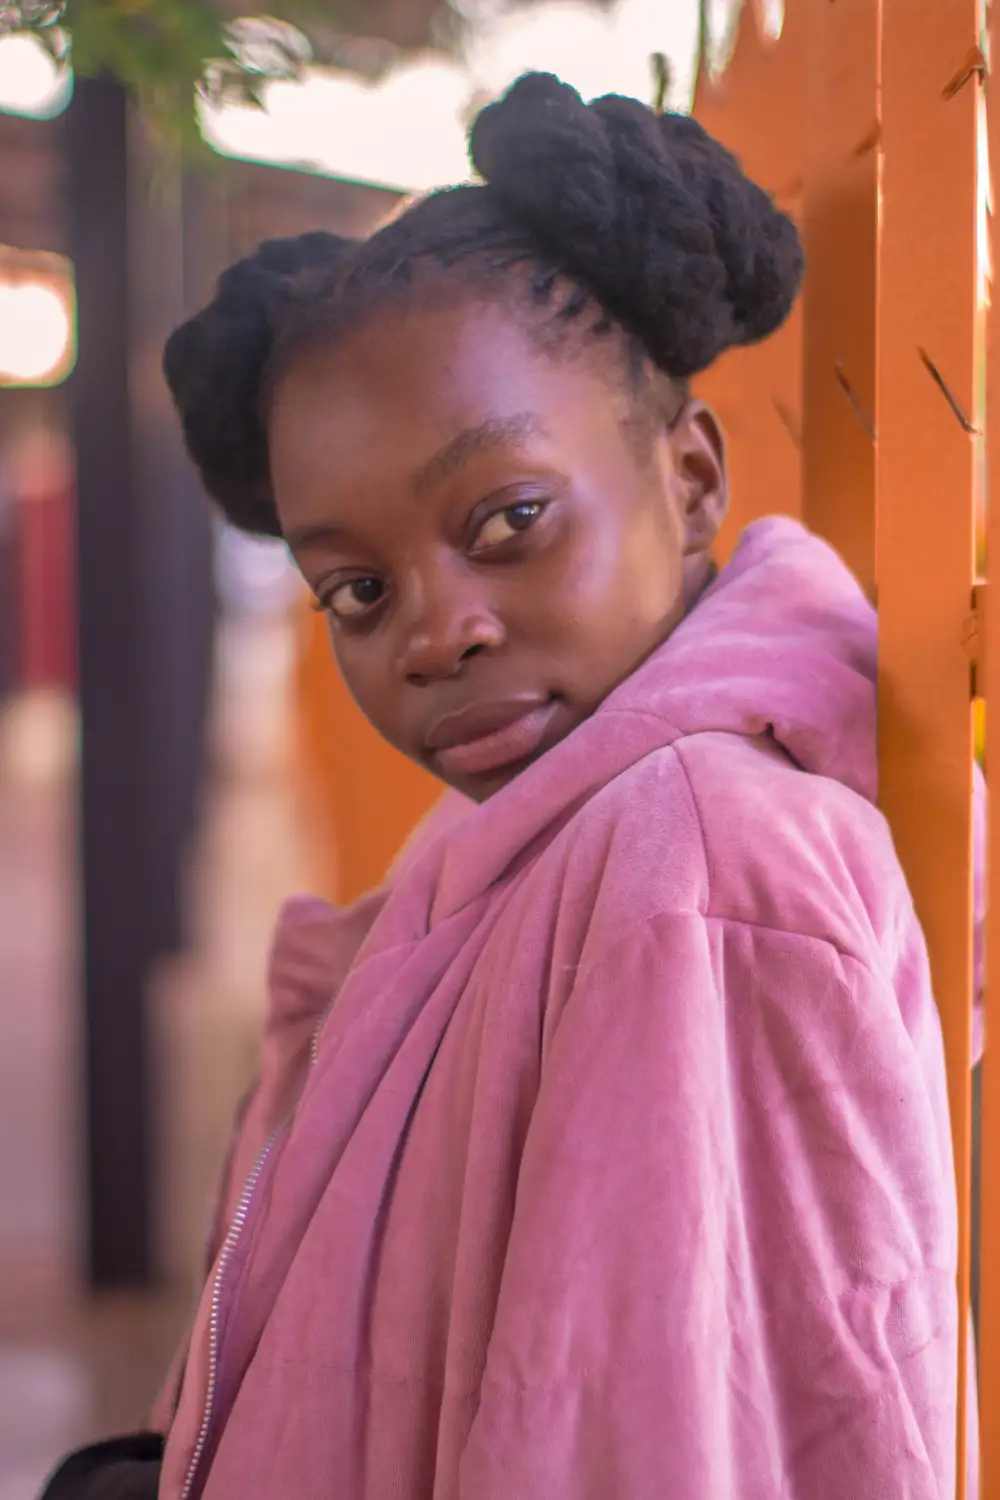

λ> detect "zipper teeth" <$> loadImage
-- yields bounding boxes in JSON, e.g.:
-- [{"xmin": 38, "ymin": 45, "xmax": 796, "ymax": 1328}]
[
  {"xmin": 179, "ymin": 1129, "xmax": 281, "ymax": 1500},
  {"xmin": 309, "ymin": 997, "xmax": 334, "ymax": 1070},
  {"xmin": 180, "ymin": 998, "xmax": 333, "ymax": 1500}
]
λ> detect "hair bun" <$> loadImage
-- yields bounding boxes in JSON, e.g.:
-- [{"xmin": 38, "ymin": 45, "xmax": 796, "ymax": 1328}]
[
  {"xmin": 469, "ymin": 72, "xmax": 803, "ymax": 376},
  {"xmin": 163, "ymin": 231, "xmax": 355, "ymax": 536}
]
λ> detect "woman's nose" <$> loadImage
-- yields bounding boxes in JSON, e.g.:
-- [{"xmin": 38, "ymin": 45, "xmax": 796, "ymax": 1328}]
[{"xmin": 395, "ymin": 570, "xmax": 505, "ymax": 685}]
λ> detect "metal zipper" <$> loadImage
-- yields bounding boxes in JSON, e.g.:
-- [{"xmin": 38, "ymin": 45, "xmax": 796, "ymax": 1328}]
[
  {"xmin": 179, "ymin": 1001, "xmax": 333, "ymax": 1500},
  {"xmin": 179, "ymin": 1127, "xmax": 282, "ymax": 1500},
  {"xmin": 310, "ymin": 998, "xmax": 334, "ymax": 1070}
]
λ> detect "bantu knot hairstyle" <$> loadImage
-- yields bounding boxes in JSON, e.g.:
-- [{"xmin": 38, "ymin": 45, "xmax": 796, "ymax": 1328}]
[
  {"xmin": 164, "ymin": 71, "xmax": 803, "ymax": 539},
  {"xmin": 471, "ymin": 73, "xmax": 801, "ymax": 376},
  {"xmin": 164, "ymin": 231, "xmax": 357, "ymax": 536}
]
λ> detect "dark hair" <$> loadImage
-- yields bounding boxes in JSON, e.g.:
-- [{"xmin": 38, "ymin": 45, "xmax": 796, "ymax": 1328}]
[{"xmin": 164, "ymin": 72, "xmax": 803, "ymax": 539}]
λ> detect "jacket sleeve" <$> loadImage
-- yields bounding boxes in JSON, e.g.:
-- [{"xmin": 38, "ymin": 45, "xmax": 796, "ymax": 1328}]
[{"xmin": 460, "ymin": 910, "xmax": 959, "ymax": 1500}]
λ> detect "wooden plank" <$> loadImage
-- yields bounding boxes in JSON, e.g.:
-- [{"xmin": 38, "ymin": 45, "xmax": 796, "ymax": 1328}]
[
  {"xmin": 877, "ymin": 4, "xmax": 982, "ymax": 1493},
  {"xmin": 800, "ymin": 0, "xmax": 879, "ymax": 598},
  {"xmin": 692, "ymin": 2, "xmax": 803, "ymax": 559},
  {"xmin": 982, "ymin": 6, "xmax": 1000, "ymax": 1489}
]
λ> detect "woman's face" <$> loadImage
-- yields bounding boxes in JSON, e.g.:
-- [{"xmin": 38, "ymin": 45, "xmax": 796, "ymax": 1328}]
[{"xmin": 270, "ymin": 295, "xmax": 726, "ymax": 802}]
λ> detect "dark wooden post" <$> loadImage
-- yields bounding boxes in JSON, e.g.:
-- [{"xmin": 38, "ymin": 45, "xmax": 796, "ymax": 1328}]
[
  {"xmin": 67, "ymin": 75, "xmax": 151, "ymax": 1287},
  {"xmin": 66, "ymin": 77, "xmax": 215, "ymax": 1288}
]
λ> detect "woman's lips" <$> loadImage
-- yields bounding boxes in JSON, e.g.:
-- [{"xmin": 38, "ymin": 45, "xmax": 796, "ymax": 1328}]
[{"xmin": 426, "ymin": 698, "xmax": 559, "ymax": 779}]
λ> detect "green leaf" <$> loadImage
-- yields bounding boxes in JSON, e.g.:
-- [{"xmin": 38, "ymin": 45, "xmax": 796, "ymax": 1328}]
[{"xmin": 0, "ymin": 0, "xmax": 338, "ymax": 156}]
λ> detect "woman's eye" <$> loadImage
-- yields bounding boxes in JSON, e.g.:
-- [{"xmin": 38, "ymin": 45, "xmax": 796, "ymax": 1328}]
[
  {"xmin": 472, "ymin": 502, "xmax": 544, "ymax": 552},
  {"xmin": 321, "ymin": 577, "xmax": 385, "ymax": 620}
]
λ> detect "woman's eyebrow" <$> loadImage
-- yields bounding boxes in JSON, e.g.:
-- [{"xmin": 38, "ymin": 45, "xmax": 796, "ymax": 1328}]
[
  {"xmin": 412, "ymin": 413, "xmax": 547, "ymax": 495},
  {"xmin": 284, "ymin": 520, "xmax": 353, "ymax": 552}
]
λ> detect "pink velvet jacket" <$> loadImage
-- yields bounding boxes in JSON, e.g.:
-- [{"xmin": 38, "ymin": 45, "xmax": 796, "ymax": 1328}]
[{"xmin": 159, "ymin": 519, "xmax": 977, "ymax": 1500}]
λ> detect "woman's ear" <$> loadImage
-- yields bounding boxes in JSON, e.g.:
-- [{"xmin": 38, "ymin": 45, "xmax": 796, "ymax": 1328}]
[{"xmin": 669, "ymin": 399, "xmax": 728, "ymax": 557}]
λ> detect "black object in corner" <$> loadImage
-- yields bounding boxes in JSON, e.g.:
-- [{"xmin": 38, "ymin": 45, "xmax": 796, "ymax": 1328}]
[{"xmin": 38, "ymin": 1434, "xmax": 164, "ymax": 1500}]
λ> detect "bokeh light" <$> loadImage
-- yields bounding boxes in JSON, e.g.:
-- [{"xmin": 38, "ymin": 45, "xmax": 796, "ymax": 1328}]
[
  {"xmin": 0, "ymin": 33, "xmax": 71, "ymax": 119},
  {"xmin": 0, "ymin": 256, "xmax": 76, "ymax": 387}
]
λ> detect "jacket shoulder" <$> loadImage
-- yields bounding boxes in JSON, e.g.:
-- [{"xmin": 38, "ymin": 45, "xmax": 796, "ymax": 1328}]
[{"xmin": 548, "ymin": 732, "xmax": 912, "ymax": 975}]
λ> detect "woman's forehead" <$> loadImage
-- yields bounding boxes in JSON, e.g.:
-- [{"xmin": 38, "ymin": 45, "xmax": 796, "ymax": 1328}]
[{"xmin": 269, "ymin": 298, "xmax": 621, "ymax": 491}]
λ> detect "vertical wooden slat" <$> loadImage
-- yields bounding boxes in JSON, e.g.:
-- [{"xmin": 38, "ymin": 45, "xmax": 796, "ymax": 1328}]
[
  {"xmin": 982, "ymin": 4, "xmax": 1000, "ymax": 1488},
  {"xmin": 800, "ymin": 0, "xmax": 879, "ymax": 598},
  {"xmin": 692, "ymin": 2, "xmax": 804, "ymax": 559},
  {"xmin": 878, "ymin": 4, "xmax": 982, "ymax": 1493}
]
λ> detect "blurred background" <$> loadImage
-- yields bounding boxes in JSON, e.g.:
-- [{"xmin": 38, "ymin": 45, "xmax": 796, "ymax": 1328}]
[{"xmin": 0, "ymin": 2, "xmax": 771, "ymax": 1493}]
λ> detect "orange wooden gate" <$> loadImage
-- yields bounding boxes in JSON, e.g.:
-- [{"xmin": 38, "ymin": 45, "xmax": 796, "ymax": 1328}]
[{"xmin": 695, "ymin": 2, "xmax": 995, "ymax": 1494}]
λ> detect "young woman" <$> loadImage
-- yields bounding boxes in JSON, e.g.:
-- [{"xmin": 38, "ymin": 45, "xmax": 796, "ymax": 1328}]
[{"xmin": 44, "ymin": 71, "xmax": 972, "ymax": 1500}]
